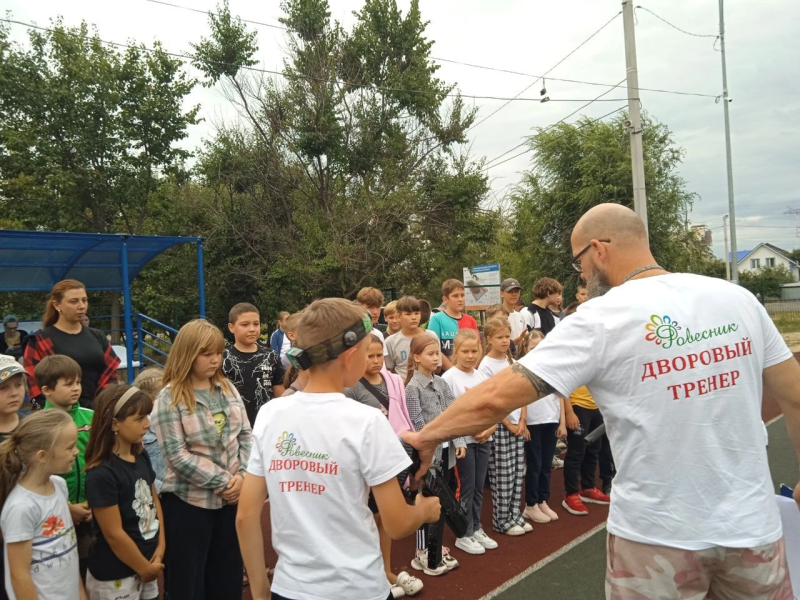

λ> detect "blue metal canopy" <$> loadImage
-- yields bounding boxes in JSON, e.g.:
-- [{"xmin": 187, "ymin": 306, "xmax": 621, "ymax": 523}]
[
  {"xmin": 0, "ymin": 229, "xmax": 206, "ymax": 382},
  {"xmin": 0, "ymin": 229, "xmax": 202, "ymax": 293}
]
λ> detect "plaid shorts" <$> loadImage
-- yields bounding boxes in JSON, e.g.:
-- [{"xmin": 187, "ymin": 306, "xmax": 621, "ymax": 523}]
[{"xmin": 606, "ymin": 533, "xmax": 792, "ymax": 600}]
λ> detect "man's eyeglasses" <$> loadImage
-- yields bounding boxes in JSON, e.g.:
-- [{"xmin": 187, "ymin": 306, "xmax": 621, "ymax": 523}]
[{"xmin": 571, "ymin": 239, "xmax": 611, "ymax": 272}]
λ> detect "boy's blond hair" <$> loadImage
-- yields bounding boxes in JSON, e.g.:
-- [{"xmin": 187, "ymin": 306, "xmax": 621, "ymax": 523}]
[
  {"xmin": 284, "ymin": 311, "xmax": 304, "ymax": 335},
  {"xmin": 486, "ymin": 304, "xmax": 510, "ymax": 320},
  {"xmin": 383, "ymin": 301, "xmax": 398, "ymax": 317},
  {"xmin": 295, "ymin": 298, "xmax": 369, "ymax": 349}
]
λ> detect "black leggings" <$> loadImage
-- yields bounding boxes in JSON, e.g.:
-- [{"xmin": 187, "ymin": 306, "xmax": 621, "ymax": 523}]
[{"xmin": 161, "ymin": 493, "xmax": 243, "ymax": 600}]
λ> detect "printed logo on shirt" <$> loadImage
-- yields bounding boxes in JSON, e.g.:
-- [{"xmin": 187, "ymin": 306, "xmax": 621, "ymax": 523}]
[
  {"xmin": 212, "ymin": 412, "xmax": 227, "ymax": 435},
  {"xmin": 270, "ymin": 432, "xmax": 337, "ymax": 496},
  {"xmin": 42, "ymin": 515, "xmax": 65, "ymax": 537},
  {"xmin": 275, "ymin": 431, "xmax": 330, "ymax": 460},
  {"xmin": 645, "ymin": 314, "xmax": 739, "ymax": 350},
  {"xmin": 400, "ymin": 350, "xmax": 408, "ymax": 361}
]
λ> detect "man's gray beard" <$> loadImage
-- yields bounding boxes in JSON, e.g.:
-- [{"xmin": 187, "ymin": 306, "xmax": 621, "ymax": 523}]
[{"xmin": 587, "ymin": 269, "xmax": 613, "ymax": 299}]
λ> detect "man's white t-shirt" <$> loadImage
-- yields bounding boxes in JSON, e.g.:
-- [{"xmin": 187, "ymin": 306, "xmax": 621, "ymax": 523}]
[
  {"xmin": 479, "ymin": 356, "xmax": 522, "ymax": 424},
  {"xmin": 527, "ymin": 393, "xmax": 560, "ymax": 425},
  {"xmin": 442, "ymin": 368, "xmax": 488, "ymax": 444},
  {"xmin": 520, "ymin": 273, "xmax": 790, "ymax": 550},
  {"xmin": 249, "ymin": 392, "xmax": 411, "ymax": 600},
  {"xmin": 1, "ymin": 477, "xmax": 80, "ymax": 600}
]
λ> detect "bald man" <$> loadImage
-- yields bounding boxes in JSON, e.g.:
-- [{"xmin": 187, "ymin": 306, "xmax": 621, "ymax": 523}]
[{"xmin": 408, "ymin": 203, "xmax": 799, "ymax": 599}]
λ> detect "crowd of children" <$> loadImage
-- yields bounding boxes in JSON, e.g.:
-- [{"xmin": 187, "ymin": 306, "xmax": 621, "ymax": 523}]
[{"xmin": 0, "ymin": 277, "xmax": 613, "ymax": 600}]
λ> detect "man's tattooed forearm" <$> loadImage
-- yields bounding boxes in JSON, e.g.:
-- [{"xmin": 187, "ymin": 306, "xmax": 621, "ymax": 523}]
[{"xmin": 511, "ymin": 363, "xmax": 555, "ymax": 397}]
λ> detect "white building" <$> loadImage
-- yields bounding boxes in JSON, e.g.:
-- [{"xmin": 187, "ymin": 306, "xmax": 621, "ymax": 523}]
[{"xmin": 732, "ymin": 243, "xmax": 800, "ymax": 281}]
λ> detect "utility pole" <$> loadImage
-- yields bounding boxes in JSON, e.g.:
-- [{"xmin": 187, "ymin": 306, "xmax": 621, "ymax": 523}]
[
  {"xmin": 621, "ymin": 0, "xmax": 648, "ymax": 238},
  {"xmin": 719, "ymin": 0, "xmax": 738, "ymax": 284},
  {"xmin": 723, "ymin": 215, "xmax": 731, "ymax": 281}
]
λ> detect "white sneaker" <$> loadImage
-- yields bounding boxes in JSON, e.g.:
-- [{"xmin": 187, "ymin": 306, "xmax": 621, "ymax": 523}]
[
  {"xmin": 442, "ymin": 547, "xmax": 459, "ymax": 570},
  {"xmin": 390, "ymin": 582, "xmax": 406, "ymax": 598},
  {"xmin": 540, "ymin": 501, "xmax": 559, "ymax": 521},
  {"xmin": 503, "ymin": 524, "xmax": 526, "ymax": 536},
  {"xmin": 455, "ymin": 536, "xmax": 486, "ymax": 555},
  {"xmin": 411, "ymin": 550, "xmax": 447, "ymax": 576},
  {"xmin": 395, "ymin": 571, "xmax": 423, "ymax": 596},
  {"xmin": 521, "ymin": 521, "xmax": 533, "ymax": 533},
  {"xmin": 552, "ymin": 456, "xmax": 564, "ymax": 468},
  {"xmin": 556, "ymin": 439, "xmax": 567, "ymax": 451},
  {"xmin": 473, "ymin": 528, "xmax": 498, "ymax": 549},
  {"xmin": 523, "ymin": 504, "xmax": 551, "ymax": 523}
]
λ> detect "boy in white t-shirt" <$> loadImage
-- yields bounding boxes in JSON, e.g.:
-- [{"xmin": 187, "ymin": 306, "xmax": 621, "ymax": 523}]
[{"xmin": 236, "ymin": 298, "xmax": 441, "ymax": 600}]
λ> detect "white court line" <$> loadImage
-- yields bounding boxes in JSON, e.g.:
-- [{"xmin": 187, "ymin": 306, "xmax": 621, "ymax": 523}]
[
  {"xmin": 766, "ymin": 413, "xmax": 785, "ymax": 427},
  {"xmin": 478, "ymin": 521, "xmax": 608, "ymax": 600},
  {"xmin": 478, "ymin": 414, "xmax": 786, "ymax": 600}
]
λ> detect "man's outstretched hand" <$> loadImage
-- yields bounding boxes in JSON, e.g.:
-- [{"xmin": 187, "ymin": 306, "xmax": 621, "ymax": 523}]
[{"xmin": 401, "ymin": 430, "xmax": 438, "ymax": 480}]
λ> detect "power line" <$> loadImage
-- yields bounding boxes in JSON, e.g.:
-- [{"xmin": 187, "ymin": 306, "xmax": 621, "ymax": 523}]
[
  {"xmin": 634, "ymin": 6, "xmax": 718, "ymax": 39},
  {"xmin": 482, "ymin": 104, "xmax": 628, "ymax": 173},
  {"xmin": 146, "ymin": 0, "xmax": 285, "ymax": 30},
  {"xmin": 484, "ymin": 79, "xmax": 627, "ymax": 170},
  {"xmin": 144, "ymin": 1, "xmax": 720, "ymax": 101},
  {"xmin": 429, "ymin": 56, "xmax": 717, "ymax": 99},
  {"xmin": 469, "ymin": 11, "xmax": 622, "ymax": 132},
  {"xmin": 0, "ymin": 18, "xmax": 628, "ymax": 104}
]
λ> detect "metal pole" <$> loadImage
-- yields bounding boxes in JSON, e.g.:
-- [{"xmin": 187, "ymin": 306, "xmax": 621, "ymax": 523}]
[
  {"xmin": 622, "ymin": 0, "xmax": 648, "ymax": 237},
  {"xmin": 120, "ymin": 240, "xmax": 136, "ymax": 384},
  {"xmin": 719, "ymin": 0, "xmax": 738, "ymax": 284},
  {"xmin": 197, "ymin": 239, "xmax": 206, "ymax": 319},
  {"xmin": 723, "ymin": 215, "xmax": 731, "ymax": 281}
]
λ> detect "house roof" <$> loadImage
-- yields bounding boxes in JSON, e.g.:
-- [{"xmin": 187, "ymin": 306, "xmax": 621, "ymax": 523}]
[
  {"xmin": 728, "ymin": 250, "xmax": 751, "ymax": 263},
  {"xmin": 732, "ymin": 243, "xmax": 798, "ymax": 266}
]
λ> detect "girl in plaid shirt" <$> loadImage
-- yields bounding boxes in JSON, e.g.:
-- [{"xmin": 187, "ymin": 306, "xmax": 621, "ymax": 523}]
[
  {"xmin": 151, "ymin": 320, "xmax": 252, "ymax": 600},
  {"xmin": 405, "ymin": 334, "xmax": 467, "ymax": 577}
]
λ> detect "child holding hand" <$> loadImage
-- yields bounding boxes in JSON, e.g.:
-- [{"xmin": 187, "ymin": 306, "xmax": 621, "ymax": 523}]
[{"xmin": 405, "ymin": 334, "xmax": 466, "ymax": 576}]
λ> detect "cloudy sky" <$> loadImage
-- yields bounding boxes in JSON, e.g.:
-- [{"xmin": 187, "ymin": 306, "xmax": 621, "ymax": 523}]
[{"xmin": 4, "ymin": 0, "xmax": 799, "ymax": 260}]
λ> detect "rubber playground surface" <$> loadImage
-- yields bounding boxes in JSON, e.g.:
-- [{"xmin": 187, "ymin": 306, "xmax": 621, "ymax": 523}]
[{"xmin": 246, "ymin": 384, "xmax": 792, "ymax": 600}]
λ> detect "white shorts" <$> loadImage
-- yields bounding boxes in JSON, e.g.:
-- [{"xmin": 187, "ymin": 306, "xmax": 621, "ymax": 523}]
[{"xmin": 86, "ymin": 570, "xmax": 159, "ymax": 600}]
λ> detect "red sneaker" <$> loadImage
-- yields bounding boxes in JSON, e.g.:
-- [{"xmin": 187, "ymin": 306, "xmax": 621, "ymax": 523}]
[
  {"xmin": 580, "ymin": 488, "xmax": 610, "ymax": 505},
  {"xmin": 562, "ymin": 494, "xmax": 589, "ymax": 515}
]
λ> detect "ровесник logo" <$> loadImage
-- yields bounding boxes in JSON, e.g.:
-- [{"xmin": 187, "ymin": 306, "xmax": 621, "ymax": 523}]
[
  {"xmin": 275, "ymin": 431, "xmax": 330, "ymax": 460},
  {"xmin": 645, "ymin": 314, "xmax": 681, "ymax": 346},
  {"xmin": 645, "ymin": 314, "xmax": 740, "ymax": 349},
  {"xmin": 275, "ymin": 431, "xmax": 296, "ymax": 454}
]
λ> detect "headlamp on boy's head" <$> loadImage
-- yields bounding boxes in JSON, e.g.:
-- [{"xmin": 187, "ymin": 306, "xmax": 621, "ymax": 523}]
[{"xmin": 287, "ymin": 315, "xmax": 372, "ymax": 370}]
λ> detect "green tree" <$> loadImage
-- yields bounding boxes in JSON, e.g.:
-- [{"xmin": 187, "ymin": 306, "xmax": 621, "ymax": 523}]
[
  {"xmin": 500, "ymin": 112, "xmax": 720, "ymax": 292},
  {"xmin": 191, "ymin": 0, "xmax": 495, "ymax": 316},
  {"xmin": 0, "ymin": 19, "xmax": 199, "ymax": 234},
  {"xmin": 739, "ymin": 265, "xmax": 794, "ymax": 300}
]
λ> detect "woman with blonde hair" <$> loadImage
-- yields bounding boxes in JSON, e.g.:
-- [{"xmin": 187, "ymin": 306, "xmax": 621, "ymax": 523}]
[{"xmin": 150, "ymin": 319, "xmax": 252, "ymax": 600}]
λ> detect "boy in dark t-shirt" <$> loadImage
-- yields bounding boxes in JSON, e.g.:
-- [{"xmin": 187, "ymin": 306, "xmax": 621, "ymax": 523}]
[{"xmin": 222, "ymin": 303, "xmax": 285, "ymax": 426}]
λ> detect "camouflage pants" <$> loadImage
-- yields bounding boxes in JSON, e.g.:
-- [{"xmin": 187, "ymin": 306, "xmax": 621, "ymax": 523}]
[{"xmin": 606, "ymin": 533, "xmax": 792, "ymax": 600}]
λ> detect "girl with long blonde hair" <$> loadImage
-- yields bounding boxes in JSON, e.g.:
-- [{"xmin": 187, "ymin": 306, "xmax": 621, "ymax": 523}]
[{"xmin": 150, "ymin": 319, "xmax": 252, "ymax": 600}]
